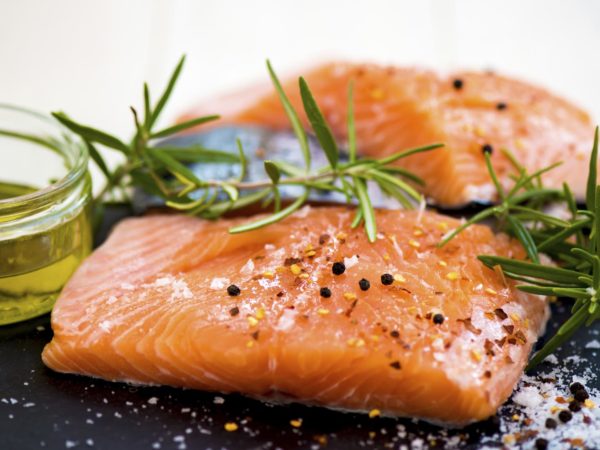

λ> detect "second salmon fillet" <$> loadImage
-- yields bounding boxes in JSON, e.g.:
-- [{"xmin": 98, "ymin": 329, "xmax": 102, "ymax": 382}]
[{"xmin": 182, "ymin": 62, "xmax": 595, "ymax": 207}]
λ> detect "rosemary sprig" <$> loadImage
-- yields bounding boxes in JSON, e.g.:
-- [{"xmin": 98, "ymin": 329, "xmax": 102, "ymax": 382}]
[
  {"xmin": 441, "ymin": 127, "xmax": 600, "ymax": 369},
  {"xmin": 52, "ymin": 55, "xmax": 442, "ymax": 241}
]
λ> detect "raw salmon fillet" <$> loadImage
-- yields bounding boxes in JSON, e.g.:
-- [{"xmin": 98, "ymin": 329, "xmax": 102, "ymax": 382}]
[
  {"xmin": 43, "ymin": 208, "xmax": 548, "ymax": 425},
  {"xmin": 181, "ymin": 62, "xmax": 595, "ymax": 207}
]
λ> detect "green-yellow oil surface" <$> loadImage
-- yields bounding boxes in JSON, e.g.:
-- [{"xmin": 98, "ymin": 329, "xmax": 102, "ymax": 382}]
[{"xmin": 0, "ymin": 182, "xmax": 92, "ymax": 325}]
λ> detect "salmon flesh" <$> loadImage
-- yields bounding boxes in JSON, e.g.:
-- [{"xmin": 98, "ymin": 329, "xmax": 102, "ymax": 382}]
[
  {"xmin": 43, "ymin": 207, "xmax": 548, "ymax": 426},
  {"xmin": 181, "ymin": 62, "xmax": 595, "ymax": 207}
]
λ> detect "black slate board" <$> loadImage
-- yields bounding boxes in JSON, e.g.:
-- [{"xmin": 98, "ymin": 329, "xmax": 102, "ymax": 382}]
[{"xmin": 1, "ymin": 206, "xmax": 599, "ymax": 450}]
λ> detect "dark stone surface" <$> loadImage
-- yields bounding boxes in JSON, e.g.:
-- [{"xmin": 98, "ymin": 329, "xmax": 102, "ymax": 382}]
[{"xmin": 0, "ymin": 207, "xmax": 598, "ymax": 450}]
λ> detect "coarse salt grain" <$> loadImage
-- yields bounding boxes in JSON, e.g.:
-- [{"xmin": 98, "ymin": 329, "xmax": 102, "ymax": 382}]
[
  {"xmin": 585, "ymin": 339, "xmax": 600, "ymax": 349},
  {"xmin": 210, "ymin": 278, "xmax": 229, "ymax": 290},
  {"xmin": 344, "ymin": 255, "xmax": 359, "ymax": 269}
]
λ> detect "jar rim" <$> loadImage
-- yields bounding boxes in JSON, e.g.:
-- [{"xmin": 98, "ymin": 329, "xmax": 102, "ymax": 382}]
[{"xmin": 0, "ymin": 104, "xmax": 89, "ymax": 212}]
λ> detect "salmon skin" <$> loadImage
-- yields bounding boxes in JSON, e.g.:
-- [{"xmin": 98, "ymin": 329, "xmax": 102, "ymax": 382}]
[
  {"xmin": 181, "ymin": 62, "xmax": 596, "ymax": 207},
  {"xmin": 43, "ymin": 207, "xmax": 548, "ymax": 426},
  {"xmin": 134, "ymin": 125, "xmax": 398, "ymax": 213}
]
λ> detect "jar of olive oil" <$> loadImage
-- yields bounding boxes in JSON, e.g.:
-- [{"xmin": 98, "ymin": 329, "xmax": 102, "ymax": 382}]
[{"xmin": 0, "ymin": 105, "xmax": 92, "ymax": 325}]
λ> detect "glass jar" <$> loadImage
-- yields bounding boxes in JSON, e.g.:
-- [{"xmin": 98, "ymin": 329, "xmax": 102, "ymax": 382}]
[{"xmin": 0, "ymin": 104, "xmax": 92, "ymax": 325}]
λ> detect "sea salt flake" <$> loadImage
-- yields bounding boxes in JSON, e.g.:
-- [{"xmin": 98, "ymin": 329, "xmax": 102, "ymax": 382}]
[
  {"xmin": 147, "ymin": 397, "xmax": 159, "ymax": 405},
  {"xmin": 210, "ymin": 277, "xmax": 229, "ymax": 290},
  {"xmin": 512, "ymin": 386, "xmax": 543, "ymax": 408},
  {"xmin": 275, "ymin": 309, "xmax": 297, "ymax": 331},
  {"xmin": 344, "ymin": 255, "xmax": 359, "ymax": 269},
  {"xmin": 171, "ymin": 279, "xmax": 193, "ymax": 300},
  {"xmin": 241, "ymin": 259, "xmax": 255, "ymax": 274},
  {"xmin": 99, "ymin": 321, "xmax": 112, "ymax": 332},
  {"xmin": 295, "ymin": 205, "xmax": 311, "ymax": 218},
  {"xmin": 154, "ymin": 276, "xmax": 173, "ymax": 287},
  {"xmin": 213, "ymin": 396, "xmax": 225, "ymax": 404},
  {"xmin": 585, "ymin": 339, "xmax": 600, "ymax": 349}
]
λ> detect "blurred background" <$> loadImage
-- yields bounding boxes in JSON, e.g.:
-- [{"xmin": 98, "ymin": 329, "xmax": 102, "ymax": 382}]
[{"xmin": 1, "ymin": 0, "xmax": 599, "ymax": 171}]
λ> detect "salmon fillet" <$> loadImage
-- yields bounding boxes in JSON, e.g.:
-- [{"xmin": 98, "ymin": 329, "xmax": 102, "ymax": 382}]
[
  {"xmin": 43, "ymin": 207, "xmax": 548, "ymax": 426},
  {"xmin": 181, "ymin": 62, "xmax": 595, "ymax": 207}
]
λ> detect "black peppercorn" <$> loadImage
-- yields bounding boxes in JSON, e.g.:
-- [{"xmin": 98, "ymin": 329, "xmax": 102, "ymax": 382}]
[
  {"xmin": 320, "ymin": 287, "xmax": 332, "ymax": 298},
  {"xmin": 332, "ymin": 262, "xmax": 346, "ymax": 275},
  {"xmin": 227, "ymin": 284, "xmax": 241, "ymax": 296},
  {"xmin": 545, "ymin": 417, "xmax": 557, "ymax": 429},
  {"xmin": 381, "ymin": 273, "xmax": 394, "ymax": 285},
  {"xmin": 568, "ymin": 401, "xmax": 582, "ymax": 412},
  {"xmin": 534, "ymin": 438, "xmax": 548, "ymax": 450},
  {"xmin": 452, "ymin": 78, "xmax": 463, "ymax": 90},
  {"xmin": 558, "ymin": 410, "xmax": 572, "ymax": 423},
  {"xmin": 570, "ymin": 382, "xmax": 585, "ymax": 394},
  {"xmin": 496, "ymin": 102, "xmax": 507, "ymax": 111},
  {"xmin": 358, "ymin": 278, "xmax": 370, "ymax": 291},
  {"xmin": 432, "ymin": 313, "xmax": 445, "ymax": 325},
  {"xmin": 574, "ymin": 389, "xmax": 589, "ymax": 402}
]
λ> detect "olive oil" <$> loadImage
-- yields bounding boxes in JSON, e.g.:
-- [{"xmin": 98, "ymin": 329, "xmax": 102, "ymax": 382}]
[{"xmin": 0, "ymin": 182, "xmax": 92, "ymax": 325}]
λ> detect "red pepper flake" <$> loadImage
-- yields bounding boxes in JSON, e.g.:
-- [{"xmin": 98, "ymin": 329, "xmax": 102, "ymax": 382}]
[
  {"xmin": 484, "ymin": 339, "xmax": 495, "ymax": 356},
  {"xmin": 494, "ymin": 308, "xmax": 508, "ymax": 320},
  {"xmin": 514, "ymin": 330, "xmax": 527, "ymax": 344},
  {"xmin": 229, "ymin": 306, "xmax": 240, "ymax": 316},
  {"xmin": 344, "ymin": 299, "xmax": 358, "ymax": 318},
  {"xmin": 483, "ymin": 370, "xmax": 492, "ymax": 378},
  {"xmin": 251, "ymin": 330, "xmax": 260, "ymax": 341},
  {"xmin": 503, "ymin": 324, "xmax": 515, "ymax": 334},
  {"xmin": 458, "ymin": 318, "xmax": 482, "ymax": 335},
  {"xmin": 390, "ymin": 330, "xmax": 400, "ymax": 338},
  {"xmin": 318, "ymin": 234, "xmax": 330, "ymax": 245},
  {"xmin": 284, "ymin": 257, "xmax": 302, "ymax": 266},
  {"xmin": 389, "ymin": 361, "xmax": 401, "ymax": 370}
]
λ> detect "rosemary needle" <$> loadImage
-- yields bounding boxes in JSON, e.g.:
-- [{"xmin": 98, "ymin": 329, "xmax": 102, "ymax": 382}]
[
  {"xmin": 443, "ymin": 127, "xmax": 600, "ymax": 369},
  {"xmin": 52, "ymin": 55, "xmax": 442, "ymax": 241}
]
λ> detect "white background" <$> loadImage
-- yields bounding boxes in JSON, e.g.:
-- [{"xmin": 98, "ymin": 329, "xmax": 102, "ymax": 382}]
[{"xmin": 1, "ymin": 0, "xmax": 599, "ymax": 173}]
